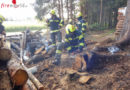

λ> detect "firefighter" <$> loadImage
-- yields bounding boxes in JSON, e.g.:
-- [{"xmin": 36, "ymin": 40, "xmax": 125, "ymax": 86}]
[
  {"xmin": 0, "ymin": 15, "xmax": 6, "ymax": 36},
  {"xmin": 76, "ymin": 12, "xmax": 87, "ymax": 52},
  {"xmin": 46, "ymin": 10, "xmax": 64, "ymax": 65},
  {"xmin": 64, "ymin": 20, "xmax": 84, "ymax": 54},
  {"xmin": 46, "ymin": 10, "xmax": 64, "ymax": 46},
  {"xmin": 76, "ymin": 12, "xmax": 87, "ymax": 36}
]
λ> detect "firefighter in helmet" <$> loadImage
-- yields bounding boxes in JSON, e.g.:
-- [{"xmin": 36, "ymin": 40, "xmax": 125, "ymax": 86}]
[
  {"xmin": 76, "ymin": 12, "xmax": 87, "ymax": 52},
  {"xmin": 46, "ymin": 10, "xmax": 64, "ymax": 65},
  {"xmin": 64, "ymin": 20, "xmax": 84, "ymax": 54}
]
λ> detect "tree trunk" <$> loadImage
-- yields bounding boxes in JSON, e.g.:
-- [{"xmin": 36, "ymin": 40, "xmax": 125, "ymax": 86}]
[
  {"xmin": 116, "ymin": 0, "xmax": 130, "ymax": 46},
  {"xmin": 66, "ymin": 0, "xmax": 69, "ymax": 22},
  {"xmin": 7, "ymin": 52, "xmax": 28, "ymax": 86},
  {"xmin": 70, "ymin": 0, "xmax": 73, "ymax": 19},
  {"xmin": 100, "ymin": 0, "xmax": 103, "ymax": 24},
  {"xmin": 57, "ymin": 0, "xmax": 61, "ymax": 18},
  {"xmin": 61, "ymin": 0, "xmax": 64, "ymax": 20}
]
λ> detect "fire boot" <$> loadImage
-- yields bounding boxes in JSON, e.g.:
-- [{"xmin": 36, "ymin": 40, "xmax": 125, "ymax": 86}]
[
  {"xmin": 52, "ymin": 58, "xmax": 60, "ymax": 65},
  {"xmin": 52, "ymin": 42, "xmax": 63, "ymax": 65},
  {"xmin": 53, "ymin": 54, "xmax": 61, "ymax": 65}
]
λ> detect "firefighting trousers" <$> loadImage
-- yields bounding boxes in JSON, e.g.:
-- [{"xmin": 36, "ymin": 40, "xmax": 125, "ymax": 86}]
[
  {"xmin": 50, "ymin": 31, "xmax": 62, "ymax": 45},
  {"xmin": 55, "ymin": 42, "xmax": 63, "ymax": 63}
]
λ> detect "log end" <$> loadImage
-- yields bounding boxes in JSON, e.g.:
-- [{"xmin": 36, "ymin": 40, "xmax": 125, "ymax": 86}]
[
  {"xmin": 12, "ymin": 69, "xmax": 28, "ymax": 86},
  {"xmin": 0, "ymin": 48, "xmax": 12, "ymax": 61},
  {"xmin": 39, "ymin": 87, "xmax": 44, "ymax": 90}
]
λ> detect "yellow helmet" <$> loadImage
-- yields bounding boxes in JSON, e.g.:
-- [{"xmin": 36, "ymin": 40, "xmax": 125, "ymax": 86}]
[
  {"xmin": 76, "ymin": 12, "xmax": 82, "ymax": 18},
  {"xmin": 50, "ymin": 10, "xmax": 55, "ymax": 15},
  {"xmin": 66, "ymin": 24, "xmax": 76, "ymax": 34},
  {"xmin": 0, "ymin": 15, "xmax": 5, "ymax": 23}
]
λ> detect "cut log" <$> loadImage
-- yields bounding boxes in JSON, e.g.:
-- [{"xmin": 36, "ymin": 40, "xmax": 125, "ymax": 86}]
[
  {"xmin": 11, "ymin": 42, "xmax": 20, "ymax": 52},
  {"xmin": 27, "ymin": 65, "xmax": 38, "ymax": 74},
  {"xmin": 117, "ymin": 16, "xmax": 125, "ymax": 20},
  {"xmin": 73, "ymin": 55, "xmax": 82, "ymax": 71},
  {"xmin": 73, "ymin": 55, "xmax": 86, "ymax": 71},
  {"xmin": 7, "ymin": 52, "xmax": 28, "ymax": 86},
  {"xmin": 115, "ymin": 1, "xmax": 130, "ymax": 45},
  {"xmin": 27, "ymin": 54, "xmax": 44, "ymax": 64},
  {"xmin": 0, "ymin": 71, "xmax": 12, "ymax": 90},
  {"xmin": 35, "ymin": 46, "xmax": 45, "ymax": 55},
  {"xmin": 79, "ymin": 76, "xmax": 92, "ymax": 84},
  {"xmin": 27, "ymin": 80, "xmax": 37, "ymax": 90},
  {"xmin": 0, "ymin": 47, "xmax": 12, "ymax": 61},
  {"xmin": 22, "ymin": 65, "xmax": 44, "ymax": 90},
  {"xmin": 116, "ymin": 25, "xmax": 123, "ymax": 28},
  {"xmin": 22, "ymin": 84, "xmax": 30, "ymax": 90}
]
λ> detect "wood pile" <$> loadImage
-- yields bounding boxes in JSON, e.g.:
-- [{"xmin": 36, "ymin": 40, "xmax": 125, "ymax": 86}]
[
  {"xmin": 0, "ymin": 34, "xmax": 44, "ymax": 90},
  {"xmin": 115, "ymin": 7, "xmax": 126, "ymax": 40},
  {"xmin": 6, "ymin": 30, "xmax": 55, "ymax": 64}
]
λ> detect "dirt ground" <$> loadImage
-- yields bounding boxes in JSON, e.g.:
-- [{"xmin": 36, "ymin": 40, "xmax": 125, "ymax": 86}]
[{"xmin": 30, "ymin": 30, "xmax": 130, "ymax": 90}]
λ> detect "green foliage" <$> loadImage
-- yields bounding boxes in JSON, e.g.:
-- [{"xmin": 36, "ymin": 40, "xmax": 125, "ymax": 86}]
[
  {"xmin": 34, "ymin": 0, "xmax": 57, "ymax": 20},
  {"xmin": 35, "ymin": 0, "xmax": 127, "ymax": 30},
  {"xmin": 82, "ymin": 0, "xmax": 127, "ymax": 30},
  {"xmin": 5, "ymin": 25, "xmax": 46, "ymax": 32},
  {"xmin": 88, "ymin": 23, "xmax": 107, "ymax": 30}
]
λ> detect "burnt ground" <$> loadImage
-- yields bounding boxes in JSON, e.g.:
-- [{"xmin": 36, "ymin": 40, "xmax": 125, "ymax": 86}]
[{"xmin": 29, "ymin": 30, "xmax": 130, "ymax": 90}]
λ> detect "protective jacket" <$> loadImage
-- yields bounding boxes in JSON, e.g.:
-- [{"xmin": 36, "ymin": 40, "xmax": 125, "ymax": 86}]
[
  {"xmin": 65, "ymin": 25, "xmax": 84, "ymax": 53},
  {"xmin": 47, "ymin": 15, "xmax": 63, "ymax": 33},
  {"xmin": 76, "ymin": 17, "xmax": 87, "ymax": 35}
]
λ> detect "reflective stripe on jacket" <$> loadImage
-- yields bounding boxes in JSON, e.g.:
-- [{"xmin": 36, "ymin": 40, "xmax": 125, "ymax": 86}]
[{"xmin": 47, "ymin": 16, "xmax": 63, "ymax": 31}]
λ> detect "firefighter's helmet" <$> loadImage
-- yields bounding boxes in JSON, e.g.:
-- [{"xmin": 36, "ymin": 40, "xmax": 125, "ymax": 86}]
[
  {"xmin": 66, "ymin": 24, "xmax": 76, "ymax": 34},
  {"xmin": 50, "ymin": 10, "xmax": 55, "ymax": 15},
  {"xmin": 76, "ymin": 12, "xmax": 82, "ymax": 18}
]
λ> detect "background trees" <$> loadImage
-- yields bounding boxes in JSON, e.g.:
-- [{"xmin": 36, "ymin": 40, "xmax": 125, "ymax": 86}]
[{"xmin": 34, "ymin": 0, "xmax": 127, "ymax": 30}]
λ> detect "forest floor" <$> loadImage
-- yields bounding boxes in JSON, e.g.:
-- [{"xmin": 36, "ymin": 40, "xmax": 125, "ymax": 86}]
[{"xmin": 28, "ymin": 29, "xmax": 130, "ymax": 90}]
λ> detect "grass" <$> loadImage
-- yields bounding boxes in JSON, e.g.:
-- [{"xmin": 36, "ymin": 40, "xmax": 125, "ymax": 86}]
[
  {"xmin": 86, "ymin": 28, "xmax": 115, "ymax": 41},
  {"xmin": 5, "ymin": 25, "xmax": 47, "ymax": 32},
  {"xmin": 3, "ymin": 20, "xmax": 47, "ymax": 32}
]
